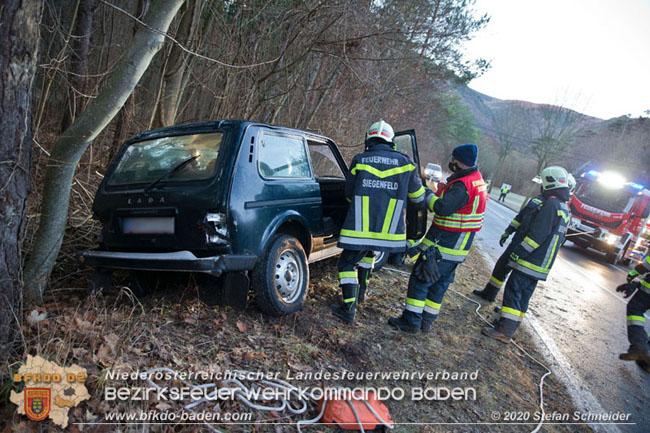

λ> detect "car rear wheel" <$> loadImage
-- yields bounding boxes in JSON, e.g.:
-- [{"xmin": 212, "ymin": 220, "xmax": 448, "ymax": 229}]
[
  {"xmin": 373, "ymin": 250, "xmax": 390, "ymax": 271},
  {"xmin": 252, "ymin": 234, "xmax": 309, "ymax": 316},
  {"xmin": 129, "ymin": 270, "xmax": 159, "ymax": 297}
]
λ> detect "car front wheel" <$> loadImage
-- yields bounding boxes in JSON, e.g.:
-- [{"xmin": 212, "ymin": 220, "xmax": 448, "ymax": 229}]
[{"xmin": 252, "ymin": 234, "xmax": 309, "ymax": 316}]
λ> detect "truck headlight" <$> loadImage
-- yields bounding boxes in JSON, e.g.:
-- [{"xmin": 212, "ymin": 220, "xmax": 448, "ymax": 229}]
[
  {"xmin": 604, "ymin": 233, "xmax": 617, "ymax": 245},
  {"xmin": 205, "ymin": 212, "xmax": 229, "ymax": 244}
]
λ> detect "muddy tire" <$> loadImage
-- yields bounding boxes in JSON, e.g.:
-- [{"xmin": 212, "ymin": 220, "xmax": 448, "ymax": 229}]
[
  {"xmin": 252, "ymin": 234, "xmax": 308, "ymax": 316},
  {"xmin": 129, "ymin": 270, "xmax": 159, "ymax": 297}
]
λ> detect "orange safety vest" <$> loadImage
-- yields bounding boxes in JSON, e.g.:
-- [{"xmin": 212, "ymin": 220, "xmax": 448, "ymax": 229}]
[{"xmin": 432, "ymin": 171, "xmax": 487, "ymax": 232}]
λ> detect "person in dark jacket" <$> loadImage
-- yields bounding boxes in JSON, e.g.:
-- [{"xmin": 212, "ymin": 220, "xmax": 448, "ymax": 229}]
[
  {"xmin": 331, "ymin": 120, "xmax": 425, "ymax": 324},
  {"xmin": 617, "ymin": 255, "xmax": 650, "ymax": 364},
  {"xmin": 482, "ymin": 166, "xmax": 571, "ymax": 343},
  {"xmin": 473, "ymin": 196, "xmax": 545, "ymax": 302},
  {"xmin": 389, "ymin": 143, "xmax": 488, "ymax": 332}
]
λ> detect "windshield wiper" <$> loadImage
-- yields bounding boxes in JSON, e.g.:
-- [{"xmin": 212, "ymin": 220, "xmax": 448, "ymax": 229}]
[{"xmin": 144, "ymin": 155, "xmax": 200, "ymax": 193}]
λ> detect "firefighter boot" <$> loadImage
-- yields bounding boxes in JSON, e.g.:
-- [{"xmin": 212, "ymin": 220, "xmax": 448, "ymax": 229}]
[
  {"xmin": 388, "ymin": 316, "xmax": 418, "ymax": 333},
  {"xmin": 331, "ymin": 284, "xmax": 357, "ymax": 324},
  {"xmin": 357, "ymin": 268, "xmax": 371, "ymax": 304},
  {"xmin": 482, "ymin": 318, "xmax": 519, "ymax": 344},
  {"xmin": 420, "ymin": 312, "xmax": 437, "ymax": 333},
  {"xmin": 636, "ymin": 360, "xmax": 650, "ymax": 373},
  {"xmin": 619, "ymin": 344, "xmax": 650, "ymax": 362},
  {"xmin": 472, "ymin": 284, "xmax": 499, "ymax": 302}
]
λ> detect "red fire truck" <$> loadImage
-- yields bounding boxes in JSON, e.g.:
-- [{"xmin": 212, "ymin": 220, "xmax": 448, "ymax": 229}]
[{"xmin": 567, "ymin": 170, "xmax": 650, "ymax": 265}]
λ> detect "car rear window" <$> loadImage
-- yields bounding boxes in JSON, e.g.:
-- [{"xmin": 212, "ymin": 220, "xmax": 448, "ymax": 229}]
[{"xmin": 107, "ymin": 132, "xmax": 222, "ymax": 186}]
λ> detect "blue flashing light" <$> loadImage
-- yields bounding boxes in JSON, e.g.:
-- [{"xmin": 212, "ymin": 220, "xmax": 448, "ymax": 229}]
[
  {"xmin": 630, "ymin": 183, "xmax": 644, "ymax": 190},
  {"xmin": 587, "ymin": 170, "xmax": 599, "ymax": 176}
]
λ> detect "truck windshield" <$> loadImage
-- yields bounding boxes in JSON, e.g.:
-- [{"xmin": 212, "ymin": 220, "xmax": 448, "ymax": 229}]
[
  {"xmin": 107, "ymin": 133, "xmax": 222, "ymax": 186},
  {"xmin": 576, "ymin": 182, "xmax": 634, "ymax": 213}
]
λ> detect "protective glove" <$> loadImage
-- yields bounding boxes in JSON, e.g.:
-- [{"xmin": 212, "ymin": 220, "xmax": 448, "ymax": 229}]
[
  {"xmin": 413, "ymin": 247, "xmax": 441, "ymax": 283},
  {"xmin": 616, "ymin": 282, "xmax": 638, "ymax": 298},
  {"xmin": 627, "ymin": 270, "xmax": 640, "ymax": 283},
  {"xmin": 499, "ymin": 232, "xmax": 510, "ymax": 247},
  {"xmin": 509, "ymin": 252, "xmax": 520, "ymax": 263}
]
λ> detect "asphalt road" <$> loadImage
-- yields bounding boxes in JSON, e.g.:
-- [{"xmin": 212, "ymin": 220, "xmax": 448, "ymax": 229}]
[{"xmin": 475, "ymin": 200, "xmax": 650, "ymax": 433}]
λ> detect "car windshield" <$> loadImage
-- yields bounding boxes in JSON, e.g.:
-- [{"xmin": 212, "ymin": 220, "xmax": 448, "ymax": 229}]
[
  {"xmin": 107, "ymin": 133, "xmax": 222, "ymax": 186},
  {"xmin": 576, "ymin": 182, "xmax": 634, "ymax": 213}
]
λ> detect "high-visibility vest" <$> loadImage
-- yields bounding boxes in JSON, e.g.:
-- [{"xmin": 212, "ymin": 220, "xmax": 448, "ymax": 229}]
[{"xmin": 432, "ymin": 171, "xmax": 487, "ymax": 232}]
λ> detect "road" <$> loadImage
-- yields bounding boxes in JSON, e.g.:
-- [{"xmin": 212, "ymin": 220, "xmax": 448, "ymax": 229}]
[{"xmin": 476, "ymin": 200, "xmax": 650, "ymax": 433}]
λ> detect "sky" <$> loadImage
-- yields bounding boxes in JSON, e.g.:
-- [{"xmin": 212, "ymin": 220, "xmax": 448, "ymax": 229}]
[{"xmin": 461, "ymin": 0, "xmax": 650, "ymax": 120}]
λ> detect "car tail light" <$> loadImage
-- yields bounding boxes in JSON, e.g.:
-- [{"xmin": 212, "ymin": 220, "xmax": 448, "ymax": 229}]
[{"xmin": 205, "ymin": 212, "xmax": 229, "ymax": 244}]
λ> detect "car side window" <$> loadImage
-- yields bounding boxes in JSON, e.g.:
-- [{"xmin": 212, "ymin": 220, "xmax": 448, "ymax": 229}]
[
  {"xmin": 258, "ymin": 132, "xmax": 311, "ymax": 178},
  {"xmin": 308, "ymin": 141, "xmax": 345, "ymax": 179}
]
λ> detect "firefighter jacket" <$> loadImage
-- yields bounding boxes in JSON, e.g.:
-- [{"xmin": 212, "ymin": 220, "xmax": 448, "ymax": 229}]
[
  {"xmin": 338, "ymin": 143, "xmax": 425, "ymax": 252},
  {"xmin": 504, "ymin": 195, "xmax": 545, "ymax": 236},
  {"xmin": 508, "ymin": 188, "xmax": 571, "ymax": 280},
  {"xmin": 419, "ymin": 167, "xmax": 487, "ymax": 263},
  {"xmin": 633, "ymin": 255, "xmax": 650, "ymax": 294}
]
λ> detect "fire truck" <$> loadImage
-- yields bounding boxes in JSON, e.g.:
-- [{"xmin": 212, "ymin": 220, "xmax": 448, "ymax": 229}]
[{"xmin": 567, "ymin": 170, "xmax": 650, "ymax": 265}]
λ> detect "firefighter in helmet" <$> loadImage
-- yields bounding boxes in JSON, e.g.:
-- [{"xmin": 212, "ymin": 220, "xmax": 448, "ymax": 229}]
[
  {"xmin": 389, "ymin": 143, "xmax": 487, "ymax": 332},
  {"xmin": 616, "ymin": 255, "xmax": 650, "ymax": 366},
  {"xmin": 474, "ymin": 171, "xmax": 577, "ymax": 302},
  {"xmin": 331, "ymin": 120, "xmax": 425, "ymax": 324},
  {"xmin": 482, "ymin": 166, "xmax": 571, "ymax": 343}
]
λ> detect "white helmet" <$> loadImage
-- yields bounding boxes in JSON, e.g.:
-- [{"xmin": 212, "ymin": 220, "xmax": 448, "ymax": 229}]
[
  {"xmin": 540, "ymin": 166, "xmax": 569, "ymax": 191},
  {"xmin": 567, "ymin": 173, "xmax": 576, "ymax": 194},
  {"xmin": 366, "ymin": 120, "xmax": 395, "ymax": 144}
]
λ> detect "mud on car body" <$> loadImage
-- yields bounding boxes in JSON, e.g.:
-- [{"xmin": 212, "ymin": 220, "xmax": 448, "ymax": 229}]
[{"xmin": 80, "ymin": 120, "xmax": 423, "ymax": 316}]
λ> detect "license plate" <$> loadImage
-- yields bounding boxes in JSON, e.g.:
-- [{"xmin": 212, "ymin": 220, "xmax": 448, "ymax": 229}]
[{"xmin": 122, "ymin": 217, "xmax": 174, "ymax": 234}]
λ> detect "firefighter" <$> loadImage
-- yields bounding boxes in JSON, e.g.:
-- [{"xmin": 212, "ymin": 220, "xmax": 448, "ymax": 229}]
[
  {"xmin": 331, "ymin": 120, "xmax": 425, "ymax": 324},
  {"xmin": 498, "ymin": 185, "xmax": 509, "ymax": 202},
  {"xmin": 473, "ymin": 173, "xmax": 577, "ymax": 302},
  {"xmin": 617, "ymin": 255, "xmax": 650, "ymax": 363},
  {"xmin": 388, "ymin": 143, "xmax": 487, "ymax": 332},
  {"xmin": 482, "ymin": 166, "xmax": 571, "ymax": 343}
]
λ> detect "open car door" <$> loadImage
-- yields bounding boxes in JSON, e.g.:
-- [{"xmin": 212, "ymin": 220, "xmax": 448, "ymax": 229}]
[{"xmin": 394, "ymin": 130, "xmax": 427, "ymax": 240}]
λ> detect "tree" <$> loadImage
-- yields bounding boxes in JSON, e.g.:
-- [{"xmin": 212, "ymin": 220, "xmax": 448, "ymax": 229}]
[
  {"xmin": 520, "ymin": 104, "xmax": 587, "ymax": 208},
  {"xmin": 0, "ymin": 0, "xmax": 43, "ymax": 363},
  {"xmin": 23, "ymin": 0, "xmax": 185, "ymax": 303},
  {"xmin": 486, "ymin": 103, "xmax": 527, "ymax": 194}
]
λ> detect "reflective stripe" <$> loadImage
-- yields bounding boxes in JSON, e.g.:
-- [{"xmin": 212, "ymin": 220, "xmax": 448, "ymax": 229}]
[
  {"xmin": 501, "ymin": 306, "xmax": 524, "ymax": 322},
  {"xmin": 627, "ymin": 315, "xmax": 646, "ymax": 327},
  {"xmin": 524, "ymin": 236, "xmax": 540, "ymax": 249},
  {"xmin": 409, "ymin": 186, "xmax": 425, "ymax": 199},
  {"xmin": 471, "ymin": 195, "xmax": 480, "ymax": 213},
  {"xmin": 437, "ymin": 245, "xmax": 469, "ymax": 262},
  {"xmin": 382, "ymin": 198, "xmax": 397, "ymax": 234},
  {"xmin": 339, "ymin": 229, "xmax": 406, "ymax": 241},
  {"xmin": 338, "ymin": 236, "xmax": 405, "ymax": 249},
  {"xmin": 428, "ymin": 194, "xmax": 439, "ymax": 211},
  {"xmin": 520, "ymin": 241, "xmax": 535, "ymax": 253},
  {"xmin": 509, "ymin": 259, "xmax": 549, "ymax": 280},
  {"xmin": 359, "ymin": 256, "xmax": 375, "ymax": 269},
  {"xmin": 389, "ymin": 199, "xmax": 404, "ymax": 234},
  {"xmin": 557, "ymin": 209, "xmax": 570, "ymax": 224},
  {"xmin": 339, "ymin": 271, "xmax": 357, "ymax": 286},
  {"xmin": 350, "ymin": 163, "xmax": 415, "ymax": 178},
  {"xmin": 542, "ymin": 235, "xmax": 560, "ymax": 269},
  {"xmin": 355, "ymin": 196, "xmax": 362, "ymax": 231},
  {"xmin": 362, "ymin": 196, "xmax": 370, "ymax": 232},
  {"xmin": 344, "ymin": 297, "xmax": 356, "ymax": 303},
  {"xmin": 640, "ymin": 279, "xmax": 650, "ymax": 294},
  {"xmin": 406, "ymin": 297, "xmax": 425, "ymax": 313},
  {"xmin": 424, "ymin": 299, "xmax": 441, "ymax": 315},
  {"xmin": 510, "ymin": 219, "xmax": 521, "ymax": 228},
  {"xmin": 490, "ymin": 275, "xmax": 504, "ymax": 287}
]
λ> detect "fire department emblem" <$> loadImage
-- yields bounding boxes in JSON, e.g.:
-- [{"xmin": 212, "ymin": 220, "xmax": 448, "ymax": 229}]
[{"xmin": 25, "ymin": 388, "xmax": 51, "ymax": 421}]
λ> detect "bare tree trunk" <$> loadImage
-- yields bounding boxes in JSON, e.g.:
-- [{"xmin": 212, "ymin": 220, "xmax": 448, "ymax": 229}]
[
  {"xmin": 0, "ymin": 0, "xmax": 42, "ymax": 363},
  {"xmin": 23, "ymin": 0, "xmax": 185, "ymax": 304},
  {"xmin": 60, "ymin": 0, "xmax": 97, "ymax": 132},
  {"xmin": 155, "ymin": 0, "xmax": 201, "ymax": 127}
]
